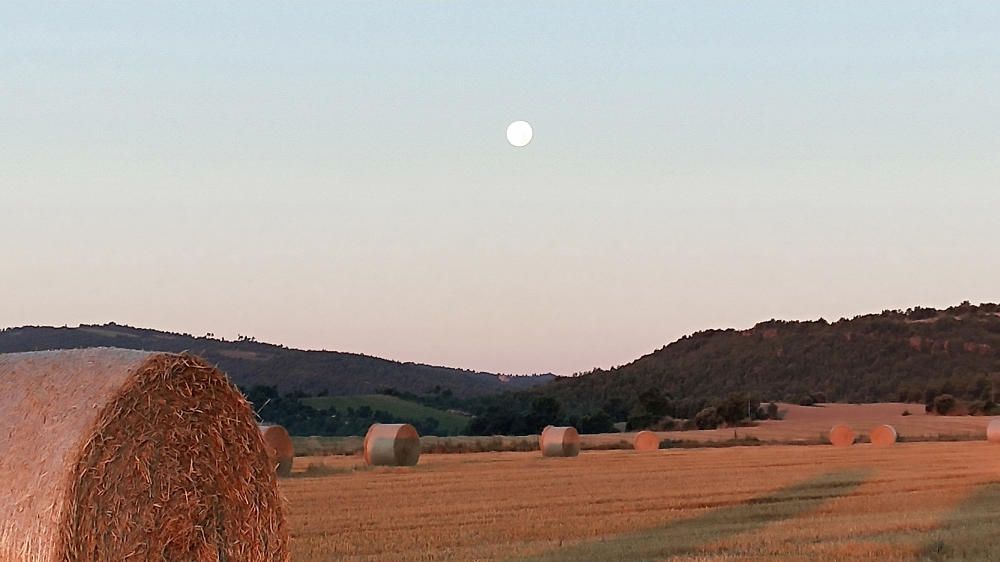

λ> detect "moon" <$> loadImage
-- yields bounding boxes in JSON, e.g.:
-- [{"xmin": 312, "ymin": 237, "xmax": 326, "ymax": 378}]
[{"xmin": 506, "ymin": 121, "xmax": 533, "ymax": 147}]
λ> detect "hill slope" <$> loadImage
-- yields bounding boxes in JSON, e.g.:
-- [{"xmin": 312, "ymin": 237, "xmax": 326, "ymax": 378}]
[
  {"xmin": 537, "ymin": 302, "xmax": 1000, "ymax": 412},
  {"xmin": 0, "ymin": 324, "xmax": 553, "ymax": 398},
  {"xmin": 301, "ymin": 395, "xmax": 470, "ymax": 434}
]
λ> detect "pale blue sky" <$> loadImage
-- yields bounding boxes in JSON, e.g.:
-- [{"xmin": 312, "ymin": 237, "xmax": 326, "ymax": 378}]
[{"xmin": 2, "ymin": 2, "xmax": 999, "ymax": 374}]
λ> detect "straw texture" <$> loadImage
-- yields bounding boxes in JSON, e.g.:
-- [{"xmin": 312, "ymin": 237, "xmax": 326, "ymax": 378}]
[
  {"xmin": 259, "ymin": 424, "xmax": 295, "ymax": 477},
  {"xmin": 632, "ymin": 431, "xmax": 661, "ymax": 451},
  {"xmin": 0, "ymin": 348, "xmax": 289, "ymax": 562},
  {"xmin": 364, "ymin": 423, "xmax": 421, "ymax": 466},
  {"xmin": 540, "ymin": 426, "xmax": 581, "ymax": 457},
  {"xmin": 829, "ymin": 424, "xmax": 855, "ymax": 447},
  {"xmin": 869, "ymin": 424, "xmax": 897, "ymax": 447}
]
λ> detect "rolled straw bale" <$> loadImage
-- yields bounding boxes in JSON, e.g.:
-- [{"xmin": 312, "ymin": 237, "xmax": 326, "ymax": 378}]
[
  {"xmin": 0, "ymin": 348, "xmax": 289, "ymax": 562},
  {"xmin": 829, "ymin": 424, "xmax": 856, "ymax": 447},
  {"xmin": 988, "ymin": 419, "xmax": 1000, "ymax": 443},
  {"xmin": 869, "ymin": 424, "xmax": 897, "ymax": 447},
  {"xmin": 540, "ymin": 426, "xmax": 581, "ymax": 457},
  {"xmin": 259, "ymin": 424, "xmax": 295, "ymax": 477},
  {"xmin": 364, "ymin": 423, "xmax": 421, "ymax": 466},
  {"xmin": 633, "ymin": 430, "xmax": 661, "ymax": 451}
]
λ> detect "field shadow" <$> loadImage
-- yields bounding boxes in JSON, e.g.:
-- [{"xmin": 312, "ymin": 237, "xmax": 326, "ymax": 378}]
[
  {"xmin": 916, "ymin": 481, "xmax": 1000, "ymax": 561},
  {"xmin": 513, "ymin": 468, "xmax": 871, "ymax": 562}
]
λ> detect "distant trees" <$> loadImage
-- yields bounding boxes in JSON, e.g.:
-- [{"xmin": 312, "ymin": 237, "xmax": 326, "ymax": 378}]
[
  {"xmin": 694, "ymin": 407, "xmax": 722, "ymax": 430},
  {"xmin": 766, "ymin": 402, "xmax": 780, "ymax": 420},
  {"xmin": 578, "ymin": 410, "xmax": 615, "ymax": 434},
  {"xmin": 933, "ymin": 394, "xmax": 957, "ymax": 416},
  {"xmin": 716, "ymin": 393, "xmax": 759, "ymax": 426},
  {"xmin": 519, "ymin": 302, "xmax": 1000, "ymax": 413},
  {"xmin": 242, "ymin": 385, "xmax": 453, "ymax": 437}
]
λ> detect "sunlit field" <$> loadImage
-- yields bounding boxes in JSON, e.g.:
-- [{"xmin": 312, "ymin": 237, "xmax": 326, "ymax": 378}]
[{"xmin": 282, "ymin": 440, "xmax": 1000, "ymax": 561}]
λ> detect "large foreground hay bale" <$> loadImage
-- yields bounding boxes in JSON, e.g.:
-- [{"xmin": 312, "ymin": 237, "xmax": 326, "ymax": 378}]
[
  {"xmin": 0, "ymin": 348, "xmax": 289, "ymax": 562},
  {"xmin": 633, "ymin": 430, "xmax": 661, "ymax": 451},
  {"xmin": 988, "ymin": 419, "xmax": 1000, "ymax": 443},
  {"xmin": 869, "ymin": 424, "xmax": 897, "ymax": 446},
  {"xmin": 259, "ymin": 424, "xmax": 295, "ymax": 477},
  {"xmin": 540, "ymin": 426, "xmax": 581, "ymax": 457},
  {"xmin": 829, "ymin": 424, "xmax": 855, "ymax": 447},
  {"xmin": 364, "ymin": 423, "xmax": 420, "ymax": 466}
]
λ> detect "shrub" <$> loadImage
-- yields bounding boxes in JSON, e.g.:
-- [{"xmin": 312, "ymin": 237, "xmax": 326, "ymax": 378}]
[
  {"xmin": 766, "ymin": 402, "xmax": 780, "ymax": 420},
  {"xmin": 694, "ymin": 407, "xmax": 722, "ymax": 430},
  {"xmin": 933, "ymin": 394, "xmax": 957, "ymax": 415}
]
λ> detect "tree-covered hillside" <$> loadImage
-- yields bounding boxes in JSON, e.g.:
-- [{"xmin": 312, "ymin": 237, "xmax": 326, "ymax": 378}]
[
  {"xmin": 538, "ymin": 302, "xmax": 1000, "ymax": 412},
  {"xmin": 0, "ymin": 323, "xmax": 553, "ymax": 398}
]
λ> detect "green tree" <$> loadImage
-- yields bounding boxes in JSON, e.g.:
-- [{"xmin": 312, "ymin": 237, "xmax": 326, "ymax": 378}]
[{"xmin": 933, "ymin": 394, "xmax": 957, "ymax": 415}]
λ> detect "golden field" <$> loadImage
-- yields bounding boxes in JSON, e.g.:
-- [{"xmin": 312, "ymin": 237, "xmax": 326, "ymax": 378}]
[{"xmin": 281, "ymin": 417, "xmax": 1000, "ymax": 561}]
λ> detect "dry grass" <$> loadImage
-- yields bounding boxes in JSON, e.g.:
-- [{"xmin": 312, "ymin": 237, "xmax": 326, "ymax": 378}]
[{"xmin": 281, "ymin": 441, "xmax": 1000, "ymax": 561}]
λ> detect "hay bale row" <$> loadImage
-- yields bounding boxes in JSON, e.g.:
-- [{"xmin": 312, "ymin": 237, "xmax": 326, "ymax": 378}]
[
  {"xmin": 0, "ymin": 348, "xmax": 288, "ymax": 562},
  {"xmin": 540, "ymin": 426, "xmax": 580, "ymax": 457},
  {"xmin": 259, "ymin": 424, "xmax": 295, "ymax": 477},
  {"xmin": 829, "ymin": 424, "xmax": 899, "ymax": 447},
  {"xmin": 364, "ymin": 423, "xmax": 421, "ymax": 466}
]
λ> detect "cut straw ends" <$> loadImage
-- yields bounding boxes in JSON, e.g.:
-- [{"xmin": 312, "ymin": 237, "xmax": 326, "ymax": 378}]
[
  {"xmin": 540, "ymin": 426, "xmax": 581, "ymax": 457},
  {"xmin": 869, "ymin": 424, "xmax": 897, "ymax": 446},
  {"xmin": 829, "ymin": 424, "xmax": 855, "ymax": 447},
  {"xmin": 259, "ymin": 424, "xmax": 295, "ymax": 477},
  {"xmin": 633, "ymin": 431, "xmax": 661, "ymax": 451},
  {"xmin": 364, "ymin": 423, "xmax": 421, "ymax": 466}
]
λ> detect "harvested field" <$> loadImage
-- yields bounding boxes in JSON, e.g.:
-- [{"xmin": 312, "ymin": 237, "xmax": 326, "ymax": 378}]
[
  {"xmin": 586, "ymin": 403, "xmax": 997, "ymax": 449},
  {"xmin": 283, "ymin": 441, "xmax": 1000, "ymax": 561}
]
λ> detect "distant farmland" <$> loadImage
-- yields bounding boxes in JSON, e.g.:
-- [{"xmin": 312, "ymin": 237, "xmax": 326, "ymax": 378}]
[
  {"xmin": 283, "ymin": 442, "xmax": 1000, "ymax": 561},
  {"xmin": 300, "ymin": 394, "xmax": 471, "ymax": 434}
]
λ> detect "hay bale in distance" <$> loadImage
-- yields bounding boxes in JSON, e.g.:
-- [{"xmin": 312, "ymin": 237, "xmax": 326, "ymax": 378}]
[
  {"xmin": 829, "ymin": 424, "xmax": 855, "ymax": 447},
  {"xmin": 259, "ymin": 424, "xmax": 295, "ymax": 477},
  {"xmin": 540, "ymin": 426, "xmax": 581, "ymax": 457},
  {"xmin": 0, "ymin": 348, "xmax": 288, "ymax": 562},
  {"xmin": 633, "ymin": 430, "xmax": 661, "ymax": 451},
  {"xmin": 988, "ymin": 419, "xmax": 1000, "ymax": 443},
  {"xmin": 364, "ymin": 423, "xmax": 421, "ymax": 466},
  {"xmin": 869, "ymin": 424, "xmax": 897, "ymax": 447}
]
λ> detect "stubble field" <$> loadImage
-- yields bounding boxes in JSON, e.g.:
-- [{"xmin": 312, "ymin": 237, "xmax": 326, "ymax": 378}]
[{"xmin": 282, "ymin": 440, "xmax": 1000, "ymax": 561}]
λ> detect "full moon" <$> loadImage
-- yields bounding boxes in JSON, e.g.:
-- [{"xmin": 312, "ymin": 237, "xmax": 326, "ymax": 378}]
[{"xmin": 506, "ymin": 121, "xmax": 533, "ymax": 147}]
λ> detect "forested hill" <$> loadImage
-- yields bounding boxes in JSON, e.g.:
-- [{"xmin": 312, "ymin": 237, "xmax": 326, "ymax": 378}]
[
  {"xmin": 536, "ymin": 302, "xmax": 1000, "ymax": 413},
  {"xmin": 0, "ymin": 324, "xmax": 553, "ymax": 398}
]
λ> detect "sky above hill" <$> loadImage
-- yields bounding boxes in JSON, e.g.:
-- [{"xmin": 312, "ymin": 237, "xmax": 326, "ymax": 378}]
[{"xmin": 2, "ymin": 2, "xmax": 999, "ymax": 375}]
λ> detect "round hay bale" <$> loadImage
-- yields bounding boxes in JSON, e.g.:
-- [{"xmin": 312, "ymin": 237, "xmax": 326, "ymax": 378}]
[
  {"xmin": 540, "ymin": 426, "xmax": 581, "ymax": 457},
  {"xmin": 259, "ymin": 424, "xmax": 294, "ymax": 477},
  {"xmin": 988, "ymin": 419, "xmax": 1000, "ymax": 443},
  {"xmin": 869, "ymin": 424, "xmax": 897, "ymax": 447},
  {"xmin": 829, "ymin": 424, "xmax": 856, "ymax": 447},
  {"xmin": 0, "ymin": 348, "xmax": 288, "ymax": 562},
  {"xmin": 364, "ymin": 423, "xmax": 420, "ymax": 466},
  {"xmin": 633, "ymin": 430, "xmax": 661, "ymax": 451}
]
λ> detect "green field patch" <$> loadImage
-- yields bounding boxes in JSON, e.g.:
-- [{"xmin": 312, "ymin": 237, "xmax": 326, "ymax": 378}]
[
  {"xmin": 917, "ymin": 481, "xmax": 1000, "ymax": 561},
  {"xmin": 301, "ymin": 394, "xmax": 470, "ymax": 434},
  {"xmin": 514, "ymin": 468, "xmax": 872, "ymax": 562}
]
